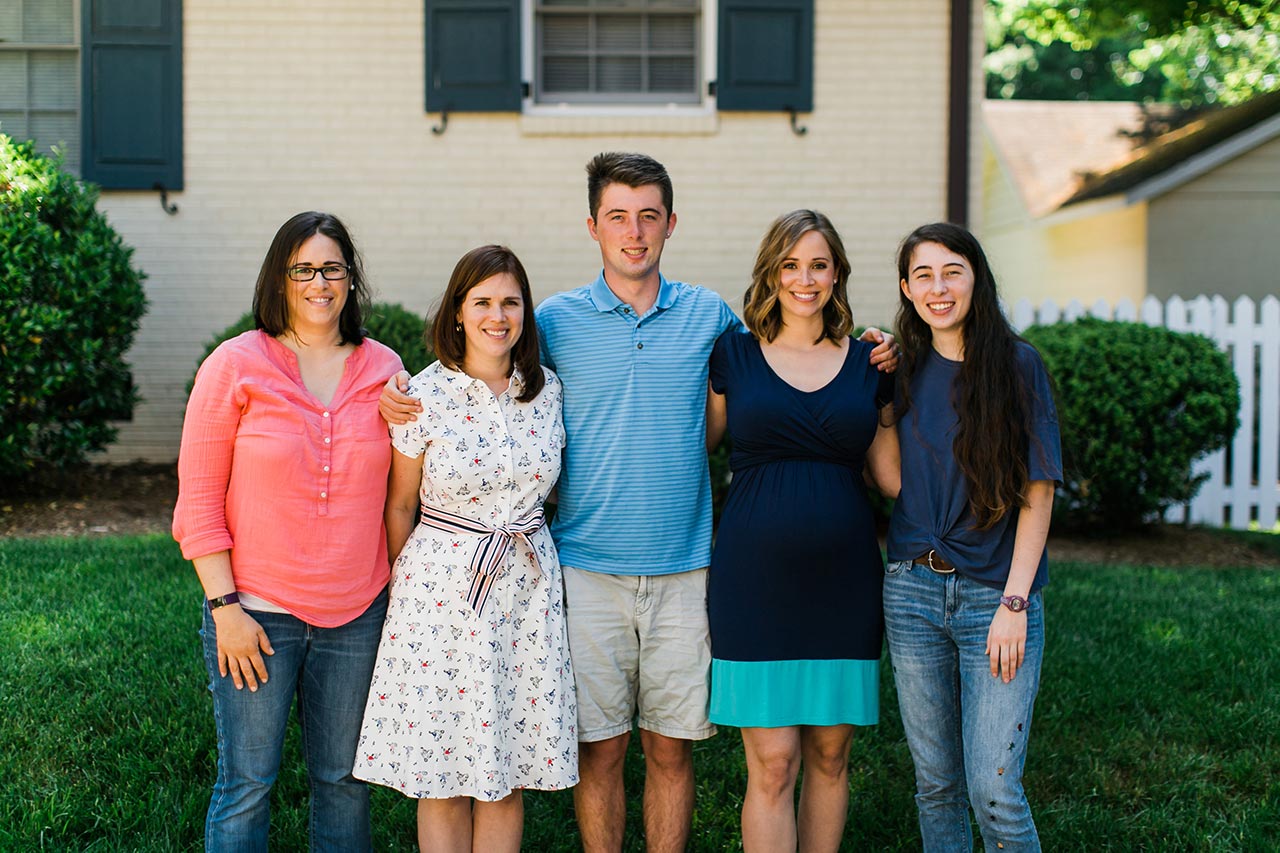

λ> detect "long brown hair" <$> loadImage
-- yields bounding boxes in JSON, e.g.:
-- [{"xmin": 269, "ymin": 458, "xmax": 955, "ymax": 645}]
[
  {"xmin": 742, "ymin": 209, "xmax": 854, "ymax": 344},
  {"xmin": 431, "ymin": 245, "xmax": 544, "ymax": 403},
  {"xmin": 893, "ymin": 223, "xmax": 1039, "ymax": 530}
]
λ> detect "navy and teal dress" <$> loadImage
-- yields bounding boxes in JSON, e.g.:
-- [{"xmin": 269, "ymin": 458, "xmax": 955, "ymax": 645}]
[{"xmin": 708, "ymin": 329, "xmax": 890, "ymax": 727}]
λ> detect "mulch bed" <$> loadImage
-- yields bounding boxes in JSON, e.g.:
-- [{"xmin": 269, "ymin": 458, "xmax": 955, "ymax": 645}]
[{"xmin": 2, "ymin": 464, "xmax": 1277, "ymax": 568}]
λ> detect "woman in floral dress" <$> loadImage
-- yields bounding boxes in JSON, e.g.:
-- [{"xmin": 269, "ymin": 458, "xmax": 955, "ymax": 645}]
[{"xmin": 355, "ymin": 245, "xmax": 576, "ymax": 852}]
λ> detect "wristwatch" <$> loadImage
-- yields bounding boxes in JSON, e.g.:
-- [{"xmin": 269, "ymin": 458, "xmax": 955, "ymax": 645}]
[
  {"xmin": 1000, "ymin": 594, "xmax": 1029, "ymax": 613},
  {"xmin": 207, "ymin": 592, "xmax": 241, "ymax": 610}
]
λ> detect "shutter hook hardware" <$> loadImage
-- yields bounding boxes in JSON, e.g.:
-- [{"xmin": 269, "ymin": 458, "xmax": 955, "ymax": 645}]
[
  {"xmin": 787, "ymin": 108, "xmax": 808, "ymax": 137},
  {"xmin": 152, "ymin": 183, "xmax": 179, "ymax": 215},
  {"xmin": 431, "ymin": 108, "xmax": 449, "ymax": 136}
]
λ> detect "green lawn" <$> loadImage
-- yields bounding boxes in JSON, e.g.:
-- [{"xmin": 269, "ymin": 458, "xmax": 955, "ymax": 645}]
[{"xmin": 1, "ymin": 535, "xmax": 1277, "ymax": 851}]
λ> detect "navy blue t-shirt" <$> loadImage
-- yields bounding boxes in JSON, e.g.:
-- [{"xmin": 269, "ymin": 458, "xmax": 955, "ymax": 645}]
[{"xmin": 886, "ymin": 342, "xmax": 1063, "ymax": 592}]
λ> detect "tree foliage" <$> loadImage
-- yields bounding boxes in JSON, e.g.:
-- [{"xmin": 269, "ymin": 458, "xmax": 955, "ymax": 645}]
[
  {"xmin": 987, "ymin": 0, "xmax": 1280, "ymax": 105},
  {"xmin": 0, "ymin": 135, "xmax": 147, "ymax": 483}
]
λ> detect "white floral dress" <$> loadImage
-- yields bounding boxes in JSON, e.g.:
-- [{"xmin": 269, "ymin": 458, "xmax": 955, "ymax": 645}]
[{"xmin": 354, "ymin": 362, "xmax": 577, "ymax": 801}]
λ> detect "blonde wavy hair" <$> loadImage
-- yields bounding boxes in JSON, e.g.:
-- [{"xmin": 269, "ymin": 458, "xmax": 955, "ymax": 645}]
[{"xmin": 742, "ymin": 209, "xmax": 854, "ymax": 344}]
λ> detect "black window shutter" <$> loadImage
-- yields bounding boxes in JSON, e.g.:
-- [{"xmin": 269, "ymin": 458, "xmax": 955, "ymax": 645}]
[
  {"xmin": 425, "ymin": 0, "xmax": 521, "ymax": 112},
  {"xmin": 81, "ymin": 0, "xmax": 183, "ymax": 190},
  {"xmin": 716, "ymin": 0, "xmax": 813, "ymax": 112}
]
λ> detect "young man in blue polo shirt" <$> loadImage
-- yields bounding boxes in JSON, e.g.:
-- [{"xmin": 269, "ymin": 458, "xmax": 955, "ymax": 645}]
[
  {"xmin": 539, "ymin": 152, "xmax": 897, "ymax": 853},
  {"xmin": 381, "ymin": 152, "xmax": 895, "ymax": 852},
  {"xmin": 535, "ymin": 152, "xmax": 737, "ymax": 853}
]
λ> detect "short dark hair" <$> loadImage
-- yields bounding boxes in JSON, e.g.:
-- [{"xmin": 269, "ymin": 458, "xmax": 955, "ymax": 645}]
[
  {"xmin": 743, "ymin": 209, "xmax": 854, "ymax": 344},
  {"xmin": 586, "ymin": 152, "xmax": 674, "ymax": 220},
  {"xmin": 431, "ymin": 245, "xmax": 545, "ymax": 403},
  {"xmin": 252, "ymin": 211, "xmax": 368, "ymax": 345}
]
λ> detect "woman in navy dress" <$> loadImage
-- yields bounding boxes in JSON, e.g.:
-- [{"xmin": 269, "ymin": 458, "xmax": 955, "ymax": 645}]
[{"xmin": 706, "ymin": 210, "xmax": 899, "ymax": 852}]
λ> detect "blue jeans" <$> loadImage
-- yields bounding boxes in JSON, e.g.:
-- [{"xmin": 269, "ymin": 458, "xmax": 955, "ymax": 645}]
[
  {"xmin": 200, "ymin": 590, "xmax": 387, "ymax": 853},
  {"xmin": 883, "ymin": 561, "xmax": 1043, "ymax": 853}
]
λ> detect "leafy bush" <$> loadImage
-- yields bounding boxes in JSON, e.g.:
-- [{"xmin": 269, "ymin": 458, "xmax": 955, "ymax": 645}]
[
  {"xmin": 1022, "ymin": 317, "xmax": 1239, "ymax": 530},
  {"xmin": 366, "ymin": 302, "xmax": 434, "ymax": 374},
  {"xmin": 0, "ymin": 135, "xmax": 147, "ymax": 482},
  {"xmin": 191, "ymin": 302, "xmax": 433, "ymax": 391}
]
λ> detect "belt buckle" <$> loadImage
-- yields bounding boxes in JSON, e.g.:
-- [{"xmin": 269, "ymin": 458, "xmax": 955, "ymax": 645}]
[{"xmin": 926, "ymin": 550, "xmax": 955, "ymax": 574}]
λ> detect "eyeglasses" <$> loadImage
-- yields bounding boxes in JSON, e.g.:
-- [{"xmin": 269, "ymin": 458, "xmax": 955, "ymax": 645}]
[{"xmin": 287, "ymin": 265, "xmax": 349, "ymax": 282}]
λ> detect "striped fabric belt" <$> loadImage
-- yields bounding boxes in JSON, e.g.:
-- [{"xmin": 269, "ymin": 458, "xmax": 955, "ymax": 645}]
[{"xmin": 418, "ymin": 503, "xmax": 545, "ymax": 617}]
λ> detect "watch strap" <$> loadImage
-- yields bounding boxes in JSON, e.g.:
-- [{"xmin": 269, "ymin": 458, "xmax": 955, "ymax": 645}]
[
  {"xmin": 1000, "ymin": 594, "xmax": 1028, "ymax": 613},
  {"xmin": 207, "ymin": 591, "xmax": 241, "ymax": 610}
]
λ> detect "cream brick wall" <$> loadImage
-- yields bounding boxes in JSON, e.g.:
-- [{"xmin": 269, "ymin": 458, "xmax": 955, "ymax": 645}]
[{"xmin": 98, "ymin": 0, "xmax": 957, "ymax": 462}]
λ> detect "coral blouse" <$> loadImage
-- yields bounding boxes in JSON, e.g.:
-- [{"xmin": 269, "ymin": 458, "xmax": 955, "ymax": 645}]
[{"xmin": 173, "ymin": 330, "xmax": 403, "ymax": 626}]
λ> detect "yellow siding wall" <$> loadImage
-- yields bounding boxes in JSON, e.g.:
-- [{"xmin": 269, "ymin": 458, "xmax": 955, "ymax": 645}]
[
  {"xmin": 97, "ymin": 0, "xmax": 956, "ymax": 461},
  {"xmin": 983, "ymin": 201, "xmax": 1147, "ymax": 308},
  {"xmin": 980, "ymin": 139, "xmax": 1146, "ymax": 308}
]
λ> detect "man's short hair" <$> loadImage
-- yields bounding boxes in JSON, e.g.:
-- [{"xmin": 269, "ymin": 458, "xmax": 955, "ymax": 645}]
[{"xmin": 586, "ymin": 152, "xmax": 674, "ymax": 219}]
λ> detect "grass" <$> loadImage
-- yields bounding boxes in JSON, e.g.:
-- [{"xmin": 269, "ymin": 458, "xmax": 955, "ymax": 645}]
[{"xmin": 1, "ymin": 535, "xmax": 1277, "ymax": 851}]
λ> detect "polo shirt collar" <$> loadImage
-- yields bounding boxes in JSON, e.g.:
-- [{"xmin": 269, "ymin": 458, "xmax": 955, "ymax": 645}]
[{"xmin": 588, "ymin": 272, "xmax": 678, "ymax": 314}]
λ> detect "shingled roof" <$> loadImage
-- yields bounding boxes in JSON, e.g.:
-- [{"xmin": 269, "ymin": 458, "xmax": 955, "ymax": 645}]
[{"xmin": 983, "ymin": 90, "xmax": 1280, "ymax": 217}]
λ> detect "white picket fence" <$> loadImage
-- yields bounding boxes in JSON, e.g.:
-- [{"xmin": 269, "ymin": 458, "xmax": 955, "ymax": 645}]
[{"xmin": 1011, "ymin": 294, "xmax": 1280, "ymax": 530}]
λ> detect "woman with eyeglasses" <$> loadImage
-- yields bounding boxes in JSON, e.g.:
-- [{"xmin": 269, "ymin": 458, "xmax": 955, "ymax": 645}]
[{"xmin": 173, "ymin": 211, "xmax": 403, "ymax": 851}]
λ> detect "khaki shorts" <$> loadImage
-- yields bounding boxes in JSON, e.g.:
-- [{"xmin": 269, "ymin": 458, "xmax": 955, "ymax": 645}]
[{"xmin": 563, "ymin": 566, "xmax": 716, "ymax": 743}]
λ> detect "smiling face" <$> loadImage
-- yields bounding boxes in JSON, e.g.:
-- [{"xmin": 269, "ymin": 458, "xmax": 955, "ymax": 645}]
[
  {"xmin": 776, "ymin": 230, "xmax": 836, "ymax": 327},
  {"xmin": 284, "ymin": 232, "xmax": 349, "ymax": 337},
  {"xmin": 587, "ymin": 182, "xmax": 675, "ymax": 289},
  {"xmin": 900, "ymin": 240, "xmax": 975, "ymax": 355},
  {"xmin": 457, "ymin": 272, "xmax": 524, "ymax": 371}
]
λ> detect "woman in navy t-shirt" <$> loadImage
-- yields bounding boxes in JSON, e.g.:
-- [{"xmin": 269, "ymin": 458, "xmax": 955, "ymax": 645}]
[{"xmin": 885, "ymin": 223, "xmax": 1062, "ymax": 853}]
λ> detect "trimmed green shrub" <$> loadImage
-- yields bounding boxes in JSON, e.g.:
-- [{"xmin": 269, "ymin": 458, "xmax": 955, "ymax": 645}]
[
  {"xmin": 191, "ymin": 302, "xmax": 433, "ymax": 391},
  {"xmin": 365, "ymin": 302, "xmax": 435, "ymax": 374},
  {"xmin": 0, "ymin": 135, "xmax": 148, "ymax": 482},
  {"xmin": 1022, "ymin": 317, "xmax": 1239, "ymax": 530}
]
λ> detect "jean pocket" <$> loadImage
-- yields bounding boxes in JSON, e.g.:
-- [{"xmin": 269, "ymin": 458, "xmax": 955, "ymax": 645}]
[{"xmin": 884, "ymin": 560, "xmax": 910, "ymax": 576}]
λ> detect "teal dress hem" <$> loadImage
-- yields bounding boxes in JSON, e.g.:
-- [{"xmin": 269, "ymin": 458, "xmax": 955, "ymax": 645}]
[{"xmin": 709, "ymin": 658, "xmax": 880, "ymax": 728}]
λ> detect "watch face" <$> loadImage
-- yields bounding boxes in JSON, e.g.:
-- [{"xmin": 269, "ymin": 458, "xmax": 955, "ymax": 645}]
[{"xmin": 1003, "ymin": 595, "xmax": 1027, "ymax": 612}]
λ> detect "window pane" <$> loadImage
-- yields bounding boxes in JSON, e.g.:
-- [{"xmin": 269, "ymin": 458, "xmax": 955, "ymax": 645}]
[
  {"xmin": 30, "ymin": 111, "xmax": 79, "ymax": 170},
  {"xmin": 597, "ymin": 15, "xmax": 642, "ymax": 52},
  {"xmin": 649, "ymin": 56, "xmax": 694, "ymax": 92},
  {"xmin": 24, "ymin": 0, "xmax": 75, "ymax": 43},
  {"xmin": 596, "ymin": 56, "xmax": 641, "ymax": 92},
  {"xmin": 0, "ymin": 4, "xmax": 21, "ymax": 42},
  {"xmin": 543, "ymin": 15, "xmax": 590, "ymax": 52},
  {"xmin": 0, "ymin": 54, "xmax": 27, "ymax": 109},
  {"xmin": 649, "ymin": 15, "xmax": 694, "ymax": 51},
  {"xmin": 0, "ymin": 111, "xmax": 29, "ymax": 141},
  {"xmin": 544, "ymin": 56, "xmax": 590, "ymax": 91},
  {"xmin": 30, "ymin": 52, "xmax": 77, "ymax": 110},
  {"xmin": 536, "ymin": 2, "xmax": 699, "ymax": 102}
]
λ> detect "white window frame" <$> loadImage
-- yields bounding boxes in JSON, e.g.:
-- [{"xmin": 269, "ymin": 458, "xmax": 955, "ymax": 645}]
[{"xmin": 521, "ymin": 0, "xmax": 717, "ymax": 116}]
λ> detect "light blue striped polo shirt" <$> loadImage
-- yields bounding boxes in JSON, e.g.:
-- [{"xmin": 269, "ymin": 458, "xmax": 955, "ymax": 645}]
[{"xmin": 536, "ymin": 272, "xmax": 741, "ymax": 576}]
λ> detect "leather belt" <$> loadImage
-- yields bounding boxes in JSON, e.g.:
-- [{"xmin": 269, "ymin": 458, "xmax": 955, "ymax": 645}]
[{"xmin": 913, "ymin": 549, "xmax": 956, "ymax": 574}]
